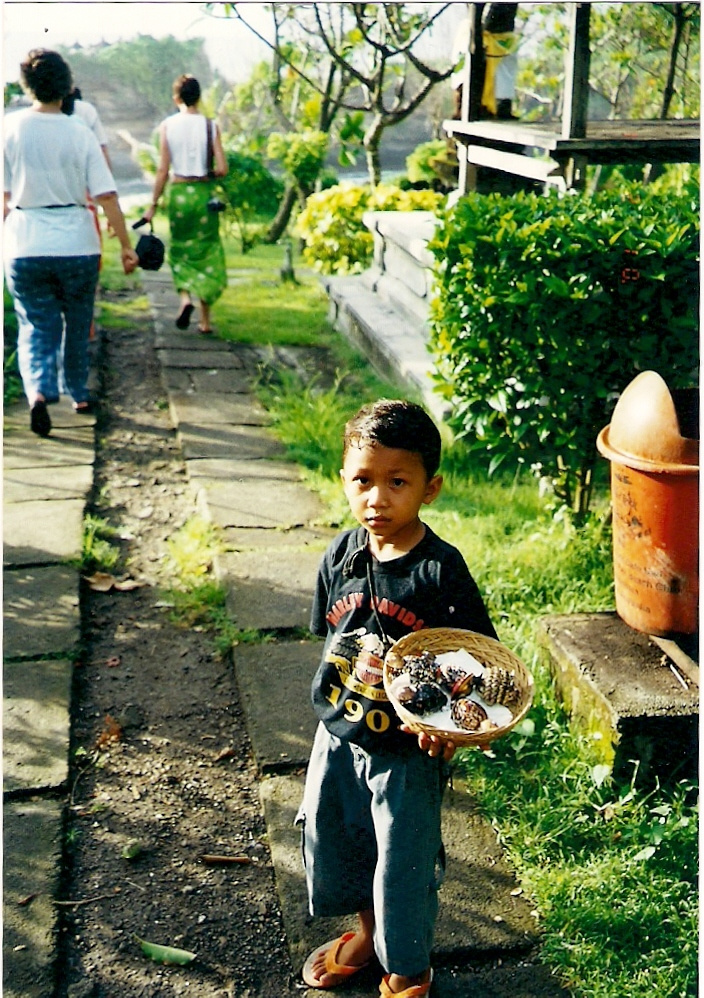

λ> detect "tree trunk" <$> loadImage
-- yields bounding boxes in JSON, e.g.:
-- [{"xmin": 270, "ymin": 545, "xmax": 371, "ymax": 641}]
[
  {"xmin": 364, "ymin": 117, "xmax": 385, "ymax": 186},
  {"xmin": 661, "ymin": 3, "xmax": 686, "ymax": 119},
  {"xmin": 265, "ymin": 182, "xmax": 298, "ymax": 243}
]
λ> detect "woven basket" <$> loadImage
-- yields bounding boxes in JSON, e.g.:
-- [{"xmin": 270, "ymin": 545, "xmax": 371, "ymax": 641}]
[{"xmin": 383, "ymin": 627, "xmax": 534, "ymax": 746}]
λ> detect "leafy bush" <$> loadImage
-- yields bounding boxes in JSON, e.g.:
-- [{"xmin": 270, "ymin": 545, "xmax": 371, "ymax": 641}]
[
  {"xmin": 428, "ymin": 180, "xmax": 700, "ymax": 520},
  {"xmin": 217, "ymin": 150, "xmax": 283, "ymax": 253},
  {"xmin": 295, "ymin": 182, "xmax": 444, "ymax": 275},
  {"xmin": 406, "ymin": 139, "xmax": 458, "ymax": 191},
  {"xmin": 267, "ymin": 130, "xmax": 329, "ymax": 193}
]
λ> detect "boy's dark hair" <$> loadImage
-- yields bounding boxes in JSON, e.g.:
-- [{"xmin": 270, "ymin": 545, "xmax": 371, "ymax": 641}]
[
  {"xmin": 343, "ymin": 399, "xmax": 441, "ymax": 479},
  {"xmin": 173, "ymin": 75, "xmax": 201, "ymax": 107},
  {"xmin": 20, "ymin": 49, "xmax": 72, "ymax": 104}
]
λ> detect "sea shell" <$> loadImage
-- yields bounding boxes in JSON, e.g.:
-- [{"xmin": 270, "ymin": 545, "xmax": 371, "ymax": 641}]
[
  {"xmin": 397, "ymin": 679, "xmax": 447, "ymax": 716},
  {"xmin": 450, "ymin": 696, "xmax": 489, "ymax": 731},
  {"xmin": 402, "ymin": 651, "xmax": 439, "ymax": 685},
  {"xmin": 477, "ymin": 666, "xmax": 520, "ymax": 706}
]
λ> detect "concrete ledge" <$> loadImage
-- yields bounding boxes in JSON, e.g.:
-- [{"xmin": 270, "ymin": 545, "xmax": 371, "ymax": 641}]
[{"xmin": 537, "ymin": 612, "xmax": 698, "ymax": 782}]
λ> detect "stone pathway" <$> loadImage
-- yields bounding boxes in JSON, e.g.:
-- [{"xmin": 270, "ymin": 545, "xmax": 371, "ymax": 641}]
[{"xmin": 3, "ymin": 270, "xmax": 569, "ymax": 997}]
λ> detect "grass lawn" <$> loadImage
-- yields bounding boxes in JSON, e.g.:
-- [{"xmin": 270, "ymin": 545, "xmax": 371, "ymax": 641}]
[{"xmin": 101, "ymin": 218, "xmax": 700, "ymax": 998}]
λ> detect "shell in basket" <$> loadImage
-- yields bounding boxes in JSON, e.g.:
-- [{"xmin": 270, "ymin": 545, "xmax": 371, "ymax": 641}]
[{"xmin": 383, "ymin": 628, "xmax": 534, "ymax": 746}]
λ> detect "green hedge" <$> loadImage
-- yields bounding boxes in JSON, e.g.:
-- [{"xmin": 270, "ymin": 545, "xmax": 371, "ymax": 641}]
[
  {"xmin": 428, "ymin": 179, "xmax": 700, "ymax": 519},
  {"xmin": 295, "ymin": 183, "xmax": 444, "ymax": 275}
]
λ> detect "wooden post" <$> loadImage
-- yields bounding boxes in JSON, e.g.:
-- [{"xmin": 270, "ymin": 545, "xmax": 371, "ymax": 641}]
[
  {"xmin": 562, "ymin": 2, "xmax": 591, "ymax": 140},
  {"xmin": 457, "ymin": 3, "xmax": 479, "ymax": 195}
]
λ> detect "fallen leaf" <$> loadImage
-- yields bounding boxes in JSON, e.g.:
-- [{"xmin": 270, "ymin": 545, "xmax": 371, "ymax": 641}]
[
  {"xmin": 18, "ymin": 893, "xmax": 39, "ymax": 907},
  {"xmin": 214, "ymin": 747, "xmax": 236, "ymax": 762},
  {"xmin": 113, "ymin": 578, "xmax": 147, "ymax": 592},
  {"xmin": 121, "ymin": 839, "xmax": 143, "ymax": 861},
  {"xmin": 135, "ymin": 936, "xmax": 196, "ymax": 966},
  {"xmin": 95, "ymin": 715, "xmax": 122, "ymax": 749},
  {"xmin": 106, "ymin": 656, "xmax": 121, "ymax": 668},
  {"xmin": 84, "ymin": 572, "xmax": 116, "ymax": 592}
]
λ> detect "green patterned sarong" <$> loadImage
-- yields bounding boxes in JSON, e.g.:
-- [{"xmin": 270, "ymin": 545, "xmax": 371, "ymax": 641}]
[{"xmin": 167, "ymin": 181, "xmax": 227, "ymax": 305}]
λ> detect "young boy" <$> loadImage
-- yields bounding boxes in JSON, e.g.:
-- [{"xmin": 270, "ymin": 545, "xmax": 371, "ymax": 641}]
[{"xmin": 298, "ymin": 399, "xmax": 497, "ymax": 997}]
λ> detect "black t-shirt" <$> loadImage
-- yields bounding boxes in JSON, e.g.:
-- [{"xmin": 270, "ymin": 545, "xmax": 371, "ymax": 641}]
[{"xmin": 310, "ymin": 525, "xmax": 498, "ymax": 754}]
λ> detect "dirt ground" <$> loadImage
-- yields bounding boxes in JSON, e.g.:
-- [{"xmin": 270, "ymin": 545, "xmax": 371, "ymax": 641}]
[{"xmin": 57, "ymin": 289, "xmax": 303, "ymax": 998}]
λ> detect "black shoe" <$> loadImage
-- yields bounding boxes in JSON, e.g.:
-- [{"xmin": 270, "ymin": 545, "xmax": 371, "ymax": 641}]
[
  {"xmin": 30, "ymin": 400, "xmax": 51, "ymax": 437},
  {"xmin": 175, "ymin": 302, "xmax": 195, "ymax": 329}
]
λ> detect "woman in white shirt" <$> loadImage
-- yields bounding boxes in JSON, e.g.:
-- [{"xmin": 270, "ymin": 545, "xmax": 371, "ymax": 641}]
[
  {"xmin": 3, "ymin": 49, "xmax": 138, "ymax": 437},
  {"xmin": 144, "ymin": 75, "xmax": 228, "ymax": 335}
]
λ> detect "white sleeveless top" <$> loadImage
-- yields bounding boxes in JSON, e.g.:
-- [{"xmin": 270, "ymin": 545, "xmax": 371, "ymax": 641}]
[{"xmin": 163, "ymin": 112, "xmax": 210, "ymax": 176}]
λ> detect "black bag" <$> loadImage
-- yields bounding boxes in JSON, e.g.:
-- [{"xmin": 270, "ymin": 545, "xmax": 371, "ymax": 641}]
[{"xmin": 132, "ymin": 218, "xmax": 165, "ymax": 271}]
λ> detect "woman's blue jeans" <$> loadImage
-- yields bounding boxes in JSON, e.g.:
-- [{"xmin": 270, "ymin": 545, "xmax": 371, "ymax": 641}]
[{"xmin": 6, "ymin": 255, "xmax": 100, "ymax": 405}]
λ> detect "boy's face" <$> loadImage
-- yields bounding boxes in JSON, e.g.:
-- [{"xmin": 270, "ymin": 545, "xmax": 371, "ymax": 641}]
[{"xmin": 340, "ymin": 443, "xmax": 442, "ymax": 554}]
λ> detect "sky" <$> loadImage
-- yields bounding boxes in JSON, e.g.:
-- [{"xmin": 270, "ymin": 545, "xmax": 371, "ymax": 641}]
[{"xmin": 2, "ymin": 1, "xmax": 272, "ymax": 85}]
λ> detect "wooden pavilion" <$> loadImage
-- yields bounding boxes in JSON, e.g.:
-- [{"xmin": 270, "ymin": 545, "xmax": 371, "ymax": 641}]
[{"xmin": 444, "ymin": 2, "xmax": 700, "ymax": 193}]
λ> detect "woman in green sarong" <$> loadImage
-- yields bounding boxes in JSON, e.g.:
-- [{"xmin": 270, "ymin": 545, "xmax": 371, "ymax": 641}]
[{"xmin": 144, "ymin": 75, "xmax": 227, "ymax": 335}]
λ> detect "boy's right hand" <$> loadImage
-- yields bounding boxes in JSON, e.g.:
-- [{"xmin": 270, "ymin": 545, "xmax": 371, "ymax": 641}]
[{"xmin": 401, "ymin": 725, "xmax": 457, "ymax": 761}]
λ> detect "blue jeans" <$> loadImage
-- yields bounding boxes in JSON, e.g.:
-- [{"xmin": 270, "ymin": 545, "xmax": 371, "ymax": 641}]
[
  {"xmin": 5, "ymin": 255, "xmax": 100, "ymax": 405},
  {"xmin": 297, "ymin": 724, "xmax": 448, "ymax": 977}
]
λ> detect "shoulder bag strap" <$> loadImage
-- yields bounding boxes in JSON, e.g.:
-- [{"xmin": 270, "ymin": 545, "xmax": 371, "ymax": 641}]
[{"xmin": 206, "ymin": 117, "xmax": 215, "ymax": 178}]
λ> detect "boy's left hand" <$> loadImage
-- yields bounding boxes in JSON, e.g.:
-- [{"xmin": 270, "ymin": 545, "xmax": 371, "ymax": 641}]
[{"xmin": 401, "ymin": 724, "xmax": 456, "ymax": 761}]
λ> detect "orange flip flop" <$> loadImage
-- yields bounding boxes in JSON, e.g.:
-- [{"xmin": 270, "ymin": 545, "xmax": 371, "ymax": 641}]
[
  {"xmin": 301, "ymin": 931, "xmax": 370, "ymax": 989},
  {"xmin": 379, "ymin": 968, "xmax": 433, "ymax": 997}
]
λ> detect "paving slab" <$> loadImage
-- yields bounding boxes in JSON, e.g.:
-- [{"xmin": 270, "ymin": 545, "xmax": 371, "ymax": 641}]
[
  {"xmin": 169, "ymin": 390, "xmax": 270, "ymax": 427},
  {"xmin": 160, "ymin": 365, "xmax": 194, "ymax": 392},
  {"xmin": 187, "ymin": 456, "xmax": 303, "ymax": 482},
  {"xmin": 220, "ymin": 524, "xmax": 337, "ymax": 553},
  {"xmin": 188, "ymin": 367, "xmax": 254, "ymax": 394},
  {"xmin": 200, "ymin": 477, "xmax": 324, "ymax": 530},
  {"xmin": 4, "ymin": 465, "xmax": 93, "ymax": 504},
  {"xmin": 3, "ymin": 799, "xmax": 64, "ymax": 998},
  {"xmin": 3, "ymin": 659, "xmax": 73, "ymax": 793},
  {"xmin": 261, "ymin": 773, "xmax": 539, "ymax": 987},
  {"xmin": 177, "ymin": 422, "xmax": 285, "ymax": 461},
  {"xmin": 157, "ymin": 347, "xmax": 243, "ymax": 370},
  {"xmin": 3, "ymin": 425, "xmax": 95, "ymax": 470},
  {"xmin": 3, "ymin": 498, "xmax": 85, "ymax": 565},
  {"xmin": 215, "ymin": 548, "xmax": 322, "ymax": 630},
  {"xmin": 234, "ymin": 640, "xmax": 321, "ymax": 771},
  {"xmin": 155, "ymin": 330, "xmax": 229, "ymax": 351},
  {"xmin": 3, "ymin": 565, "xmax": 80, "ymax": 659}
]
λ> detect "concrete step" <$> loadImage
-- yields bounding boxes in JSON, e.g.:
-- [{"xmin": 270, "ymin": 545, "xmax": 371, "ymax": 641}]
[
  {"xmin": 322, "ymin": 275, "xmax": 446, "ymax": 422},
  {"xmin": 539, "ymin": 612, "xmax": 698, "ymax": 784}
]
